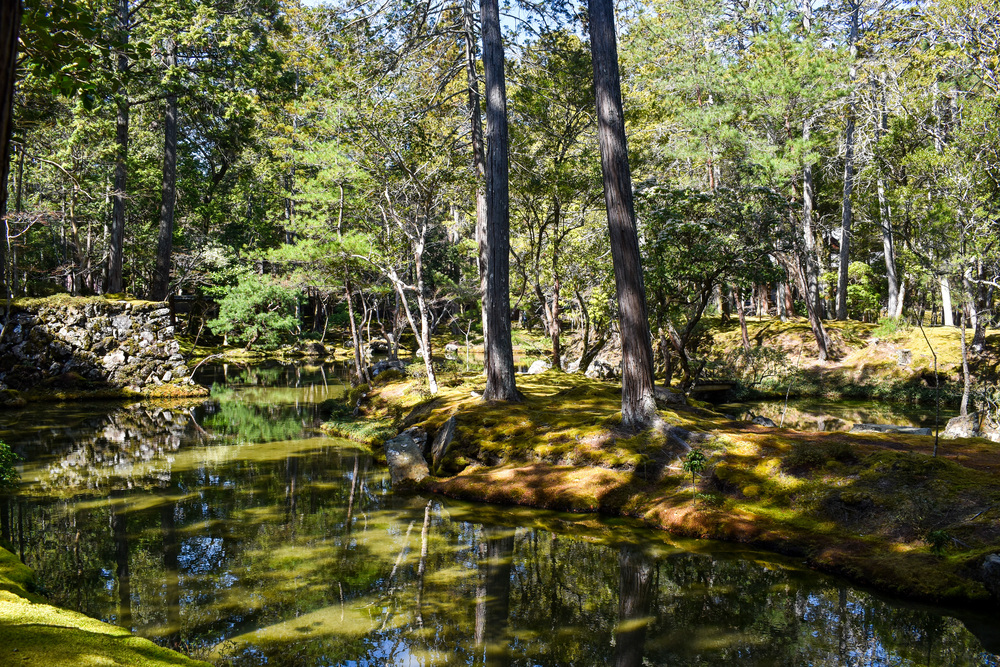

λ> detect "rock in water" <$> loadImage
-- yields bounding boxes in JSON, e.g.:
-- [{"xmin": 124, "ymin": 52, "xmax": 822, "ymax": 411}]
[
  {"xmin": 982, "ymin": 554, "xmax": 1000, "ymax": 600},
  {"xmin": 384, "ymin": 431, "xmax": 429, "ymax": 487},
  {"xmin": 430, "ymin": 416, "xmax": 457, "ymax": 472}
]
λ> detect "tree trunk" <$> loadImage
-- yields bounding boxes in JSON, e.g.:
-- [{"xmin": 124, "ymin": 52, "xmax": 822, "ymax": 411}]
[
  {"xmin": 151, "ymin": 38, "xmax": 178, "ymax": 301},
  {"xmin": 960, "ymin": 312, "xmax": 971, "ymax": 417},
  {"xmin": 736, "ymin": 288, "xmax": 751, "ymax": 352},
  {"xmin": 875, "ymin": 83, "xmax": 899, "ymax": 319},
  {"xmin": 0, "ymin": 0, "xmax": 21, "ymax": 299},
  {"xmin": 345, "ymin": 279, "xmax": 369, "ymax": 385},
  {"xmin": 801, "ymin": 119, "xmax": 824, "ymax": 320},
  {"xmin": 835, "ymin": 0, "xmax": 860, "ymax": 321},
  {"xmin": 463, "ymin": 0, "xmax": 489, "ymax": 361},
  {"xmin": 413, "ymin": 231, "xmax": 439, "ymax": 395},
  {"xmin": 588, "ymin": 0, "xmax": 656, "ymax": 429},
  {"xmin": 480, "ymin": 0, "xmax": 519, "ymax": 402},
  {"xmin": 108, "ymin": 0, "xmax": 130, "ymax": 294},
  {"xmin": 940, "ymin": 275, "xmax": 954, "ymax": 326}
]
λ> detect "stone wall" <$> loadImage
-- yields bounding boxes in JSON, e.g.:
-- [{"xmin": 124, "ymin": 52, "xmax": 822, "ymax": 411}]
[{"xmin": 0, "ymin": 298, "xmax": 199, "ymax": 394}]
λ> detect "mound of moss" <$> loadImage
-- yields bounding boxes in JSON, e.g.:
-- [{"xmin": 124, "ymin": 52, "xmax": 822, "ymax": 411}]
[
  {"xmin": 363, "ymin": 369, "xmax": 1000, "ymax": 608},
  {"xmin": 0, "ymin": 547, "xmax": 209, "ymax": 666}
]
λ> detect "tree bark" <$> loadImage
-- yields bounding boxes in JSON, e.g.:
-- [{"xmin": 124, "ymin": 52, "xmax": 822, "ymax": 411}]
[
  {"xmin": 463, "ymin": 0, "xmax": 489, "ymax": 363},
  {"xmin": 0, "ymin": 0, "xmax": 21, "ymax": 300},
  {"xmin": 480, "ymin": 0, "xmax": 519, "ymax": 401},
  {"xmin": 151, "ymin": 38, "xmax": 178, "ymax": 301},
  {"xmin": 836, "ymin": 0, "xmax": 860, "ymax": 320},
  {"xmin": 108, "ymin": 0, "xmax": 130, "ymax": 294},
  {"xmin": 588, "ymin": 0, "xmax": 657, "ymax": 429}
]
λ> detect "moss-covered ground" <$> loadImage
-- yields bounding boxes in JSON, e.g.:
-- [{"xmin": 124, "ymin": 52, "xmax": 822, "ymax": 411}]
[
  {"xmin": 338, "ymin": 368, "xmax": 1000, "ymax": 608},
  {"xmin": 0, "ymin": 546, "xmax": 210, "ymax": 666}
]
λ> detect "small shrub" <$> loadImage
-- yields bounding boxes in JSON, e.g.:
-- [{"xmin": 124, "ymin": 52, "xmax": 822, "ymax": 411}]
[
  {"xmin": 873, "ymin": 316, "xmax": 907, "ymax": 338},
  {"xmin": 0, "ymin": 441, "xmax": 19, "ymax": 490},
  {"xmin": 927, "ymin": 529, "xmax": 951, "ymax": 555}
]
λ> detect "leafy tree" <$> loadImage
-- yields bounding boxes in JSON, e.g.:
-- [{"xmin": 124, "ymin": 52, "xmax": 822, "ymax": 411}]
[{"xmin": 208, "ymin": 272, "xmax": 302, "ymax": 349}]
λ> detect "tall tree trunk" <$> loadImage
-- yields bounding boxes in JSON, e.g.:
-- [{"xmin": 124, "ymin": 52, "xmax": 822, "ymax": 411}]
[
  {"xmin": 0, "ymin": 0, "xmax": 21, "ymax": 300},
  {"xmin": 413, "ymin": 229, "xmax": 439, "ymax": 394},
  {"xmin": 588, "ymin": 0, "xmax": 656, "ymax": 429},
  {"xmin": 480, "ymin": 0, "xmax": 518, "ymax": 402},
  {"xmin": 463, "ymin": 0, "xmax": 489, "ymax": 363},
  {"xmin": 345, "ymin": 278, "xmax": 368, "ymax": 385},
  {"xmin": 151, "ymin": 38, "xmax": 178, "ymax": 301},
  {"xmin": 960, "ymin": 311, "xmax": 971, "ymax": 417},
  {"xmin": 108, "ymin": 0, "xmax": 130, "ymax": 294},
  {"xmin": 875, "ymin": 79, "xmax": 900, "ymax": 319},
  {"xmin": 835, "ymin": 0, "xmax": 860, "ymax": 320},
  {"xmin": 801, "ymin": 120, "xmax": 831, "ymax": 359},
  {"xmin": 940, "ymin": 274, "xmax": 954, "ymax": 326}
]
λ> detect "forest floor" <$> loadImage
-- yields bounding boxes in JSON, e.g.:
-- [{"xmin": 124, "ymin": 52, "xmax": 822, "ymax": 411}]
[
  {"xmin": 325, "ymin": 367, "xmax": 1000, "ymax": 609},
  {"xmin": 0, "ymin": 546, "xmax": 210, "ymax": 666}
]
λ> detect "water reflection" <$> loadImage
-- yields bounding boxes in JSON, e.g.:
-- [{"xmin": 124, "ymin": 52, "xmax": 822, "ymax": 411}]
[
  {"xmin": 718, "ymin": 398, "xmax": 957, "ymax": 432},
  {"xmin": 0, "ymin": 364, "xmax": 996, "ymax": 666}
]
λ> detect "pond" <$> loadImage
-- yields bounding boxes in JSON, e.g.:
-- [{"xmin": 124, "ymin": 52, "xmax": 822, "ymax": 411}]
[
  {"xmin": 716, "ymin": 397, "xmax": 957, "ymax": 432},
  {"xmin": 0, "ymin": 361, "xmax": 997, "ymax": 666}
]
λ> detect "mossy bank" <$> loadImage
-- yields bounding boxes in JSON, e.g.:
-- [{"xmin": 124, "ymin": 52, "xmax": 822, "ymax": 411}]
[
  {"xmin": 334, "ymin": 369, "xmax": 1000, "ymax": 609},
  {"xmin": 0, "ymin": 546, "xmax": 209, "ymax": 666}
]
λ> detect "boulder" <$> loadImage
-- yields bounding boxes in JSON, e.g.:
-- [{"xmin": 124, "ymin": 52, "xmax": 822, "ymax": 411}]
[
  {"xmin": 526, "ymin": 359, "xmax": 551, "ymax": 375},
  {"xmin": 942, "ymin": 412, "xmax": 1000, "ymax": 442},
  {"xmin": 850, "ymin": 423, "xmax": 932, "ymax": 436},
  {"xmin": 302, "ymin": 341, "xmax": 327, "ymax": 357},
  {"xmin": 982, "ymin": 554, "xmax": 1000, "ymax": 600},
  {"xmin": 653, "ymin": 385, "xmax": 685, "ymax": 405},
  {"xmin": 752, "ymin": 415, "xmax": 778, "ymax": 428},
  {"xmin": 430, "ymin": 416, "xmax": 457, "ymax": 472},
  {"xmin": 896, "ymin": 349, "xmax": 912, "ymax": 366},
  {"xmin": 444, "ymin": 342, "xmax": 460, "ymax": 353},
  {"xmin": 585, "ymin": 359, "xmax": 618, "ymax": 379},
  {"xmin": 384, "ymin": 430, "xmax": 430, "ymax": 486},
  {"xmin": 368, "ymin": 359, "xmax": 406, "ymax": 378}
]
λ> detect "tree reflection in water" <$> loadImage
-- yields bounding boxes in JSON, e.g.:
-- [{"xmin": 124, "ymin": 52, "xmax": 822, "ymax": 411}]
[{"xmin": 0, "ymin": 365, "xmax": 997, "ymax": 666}]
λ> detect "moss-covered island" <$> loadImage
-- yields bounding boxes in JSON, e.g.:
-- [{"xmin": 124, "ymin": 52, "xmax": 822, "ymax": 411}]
[
  {"xmin": 0, "ymin": 546, "xmax": 210, "ymax": 666},
  {"xmin": 326, "ymin": 369, "xmax": 1000, "ymax": 609}
]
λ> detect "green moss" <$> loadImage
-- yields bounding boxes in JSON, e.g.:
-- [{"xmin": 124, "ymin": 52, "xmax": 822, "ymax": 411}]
[{"xmin": 0, "ymin": 546, "xmax": 209, "ymax": 666}]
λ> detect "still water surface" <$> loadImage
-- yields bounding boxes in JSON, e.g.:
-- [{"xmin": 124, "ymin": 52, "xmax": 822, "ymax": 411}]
[{"xmin": 0, "ymin": 362, "xmax": 997, "ymax": 666}]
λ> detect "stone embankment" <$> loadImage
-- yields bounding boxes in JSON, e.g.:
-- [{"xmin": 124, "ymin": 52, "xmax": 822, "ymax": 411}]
[{"xmin": 0, "ymin": 297, "xmax": 204, "ymax": 398}]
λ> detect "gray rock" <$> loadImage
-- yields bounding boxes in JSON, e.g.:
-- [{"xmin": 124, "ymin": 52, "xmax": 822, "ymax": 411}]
[
  {"xmin": 369, "ymin": 359, "xmax": 406, "ymax": 378},
  {"xmin": 526, "ymin": 359, "xmax": 551, "ymax": 375},
  {"xmin": 897, "ymin": 349, "xmax": 912, "ymax": 366},
  {"xmin": 102, "ymin": 349, "xmax": 127, "ymax": 370},
  {"xmin": 430, "ymin": 416, "xmax": 457, "ymax": 472},
  {"xmin": 653, "ymin": 385, "xmax": 685, "ymax": 405},
  {"xmin": 302, "ymin": 341, "xmax": 327, "ymax": 357},
  {"xmin": 444, "ymin": 342, "xmax": 460, "ymax": 353},
  {"xmin": 982, "ymin": 554, "xmax": 1000, "ymax": 600},
  {"xmin": 162, "ymin": 371, "xmax": 172, "ymax": 383},
  {"xmin": 585, "ymin": 359, "xmax": 618, "ymax": 379},
  {"xmin": 850, "ymin": 423, "xmax": 932, "ymax": 436},
  {"xmin": 384, "ymin": 431, "xmax": 430, "ymax": 486},
  {"xmin": 752, "ymin": 416, "xmax": 778, "ymax": 427}
]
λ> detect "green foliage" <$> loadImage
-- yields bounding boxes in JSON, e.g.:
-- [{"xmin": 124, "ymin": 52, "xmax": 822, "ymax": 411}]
[
  {"xmin": 873, "ymin": 317, "xmax": 907, "ymax": 338},
  {"xmin": 927, "ymin": 529, "xmax": 952, "ymax": 555},
  {"xmin": 709, "ymin": 346, "xmax": 791, "ymax": 394},
  {"xmin": 0, "ymin": 441, "xmax": 20, "ymax": 491},
  {"xmin": 208, "ymin": 273, "xmax": 302, "ymax": 350},
  {"xmin": 683, "ymin": 449, "xmax": 708, "ymax": 507}
]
